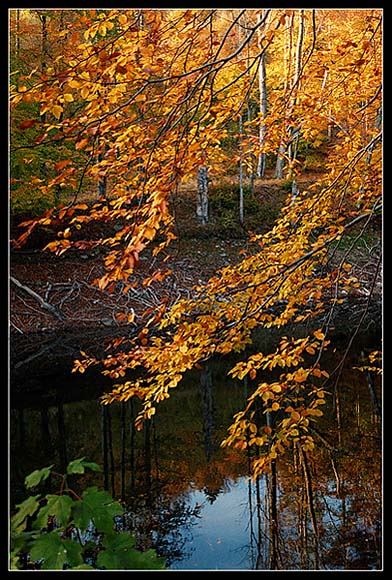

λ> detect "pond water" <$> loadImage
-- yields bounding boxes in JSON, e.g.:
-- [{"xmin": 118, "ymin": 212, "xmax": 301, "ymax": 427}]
[{"xmin": 9, "ymin": 339, "xmax": 382, "ymax": 570}]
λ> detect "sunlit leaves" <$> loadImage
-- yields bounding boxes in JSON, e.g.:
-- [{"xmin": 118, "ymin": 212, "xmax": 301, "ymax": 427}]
[{"xmin": 10, "ymin": 9, "xmax": 381, "ymax": 478}]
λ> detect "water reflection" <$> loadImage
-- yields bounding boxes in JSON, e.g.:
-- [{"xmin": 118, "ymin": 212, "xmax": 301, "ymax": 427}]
[{"xmin": 9, "ymin": 348, "xmax": 381, "ymax": 570}]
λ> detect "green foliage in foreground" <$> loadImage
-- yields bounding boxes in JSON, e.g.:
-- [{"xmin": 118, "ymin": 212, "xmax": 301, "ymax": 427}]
[{"xmin": 10, "ymin": 457, "xmax": 166, "ymax": 571}]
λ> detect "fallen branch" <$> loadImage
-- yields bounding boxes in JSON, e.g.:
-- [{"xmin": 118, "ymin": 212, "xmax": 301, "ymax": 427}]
[{"xmin": 10, "ymin": 276, "xmax": 65, "ymax": 321}]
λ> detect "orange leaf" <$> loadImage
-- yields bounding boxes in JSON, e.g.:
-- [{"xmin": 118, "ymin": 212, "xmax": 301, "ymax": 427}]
[
  {"xmin": 19, "ymin": 119, "xmax": 37, "ymax": 129},
  {"xmin": 55, "ymin": 160, "xmax": 72, "ymax": 171},
  {"xmin": 75, "ymin": 138, "xmax": 89, "ymax": 150},
  {"xmin": 314, "ymin": 329, "xmax": 325, "ymax": 341}
]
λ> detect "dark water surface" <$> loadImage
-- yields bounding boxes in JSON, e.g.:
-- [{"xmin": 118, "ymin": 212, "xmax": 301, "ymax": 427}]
[{"xmin": 10, "ymin": 340, "xmax": 382, "ymax": 570}]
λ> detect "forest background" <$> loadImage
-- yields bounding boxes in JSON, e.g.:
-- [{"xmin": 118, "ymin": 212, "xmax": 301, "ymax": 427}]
[{"xmin": 9, "ymin": 8, "xmax": 382, "ymax": 479}]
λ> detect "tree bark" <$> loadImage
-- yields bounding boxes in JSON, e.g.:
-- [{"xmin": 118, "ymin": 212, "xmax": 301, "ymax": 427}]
[
  {"xmin": 257, "ymin": 10, "xmax": 268, "ymax": 178},
  {"xmin": 196, "ymin": 165, "xmax": 209, "ymax": 224}
]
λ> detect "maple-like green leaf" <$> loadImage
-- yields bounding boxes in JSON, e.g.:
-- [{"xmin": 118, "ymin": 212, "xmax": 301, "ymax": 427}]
[
  {"xmin": 30, "ymin": 532, "xmax": 83, "ymax": 570},
  {"xmin": 67, "ymin": 457, "xmax": 101, "ymax": 475},
  {"xmin": 33, "ymin": 494, "xmax": 73, "ymax": 530},
  {"xmin": 72, "ymin": 486, "xmax": 123, "ymax": 534},
  {"xmin": 11, "ymin": 495, "xmax": 41, "ymax": 532},
  {"xmin": 97, "ymin": 532, "xmax": 165, "ymax": 570},
  {"xmin": 25, "ymin": 465, "xmax": 54, "ymax": 489}
]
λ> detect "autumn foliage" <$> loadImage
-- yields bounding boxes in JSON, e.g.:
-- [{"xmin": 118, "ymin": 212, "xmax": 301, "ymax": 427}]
[{"xmin": 10, "ymin": 9, "xmax": 382, "ymax": 476}]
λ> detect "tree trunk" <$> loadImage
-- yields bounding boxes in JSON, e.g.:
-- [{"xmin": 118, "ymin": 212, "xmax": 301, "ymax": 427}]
[
  {"xmin": 274, "ymin": 10, "xmax": 305, "ymax": 179},
  {"xmin": 196, "ymin": 165, "xmax": 209, "ymax": 224},
  {"xmin": 239, "ymin": 113, "xmax": 244, "ymax": 225},
  {"xmin": 257, "ymin": 10, "xmax": 268, "ymax": 178}
]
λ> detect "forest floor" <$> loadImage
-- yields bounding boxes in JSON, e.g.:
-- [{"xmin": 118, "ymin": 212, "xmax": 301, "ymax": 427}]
[{"xmin": 10, "ymin": 173, "xmax": 382, "ymax": 378}]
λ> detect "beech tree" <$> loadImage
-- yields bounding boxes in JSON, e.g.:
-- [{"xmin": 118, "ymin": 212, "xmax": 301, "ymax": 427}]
[{"xmin": 10, "ymin": 9, "xmax": 382, "ymax": 478}]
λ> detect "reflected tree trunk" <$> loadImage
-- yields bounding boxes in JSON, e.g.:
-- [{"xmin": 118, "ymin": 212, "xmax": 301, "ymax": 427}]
[
  {"xmin": 121, "ymin": 402, "xmax": 126, "ymax": 498},
  {"xmin": 17, "ymin": 408, "xmax": 25, "ymax": 448},
  {"xmin": 102, "ymin": 405, "xmax": 109, "ymax": 491},
  {"xmin": 268, "ymin": 459, "xmax": 279, "ymax": 569},
  {"xmin": 57, "ymin": 401, "xmax": 67, "ymax": 473},
  {"xmin": 361, "ymin": 350, "xmax": 381, "ymax": 424},
  {"xmin": 40, "ymin": 405, "xmax": 53, "ymax": 457},
  {"xmin": 200, "ymin": 364, "xmax": 214, "ymax": 460},
  {"xmin": 334, "ymin": 385, "xmax": 342, "ymax": 448},
  {"xmin": 144, "ymin": 417, "xmax": 152, "ymax": 497},
  {"xmin": 102, "ymin": 405, "xmax": 116, "ymax": 496},
  {"xmin": 298, "ymin": 444, "xmax": 320, "ymax": 569},
  {"xmin": 129, "ymin": 399, "xmax": 136, "ymax": 491}
]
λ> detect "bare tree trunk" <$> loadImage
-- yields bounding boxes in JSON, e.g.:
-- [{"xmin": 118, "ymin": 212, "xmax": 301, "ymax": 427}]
[
  {"xmin": 274, "ymin": 10, "xmax": 305, "ymax": 180},
  {"xmin": 196, "ymin": 165, "xmax": 209, "ymax": 224},
  {"xmin": 239, "ymin": 113, "xmax": 244, "ymax": 225},
  {"xmin": 257, "ymin": 10, "xmax": 268, "ymax": 178},
  {"xmin": 274, "ymin": 12, "xmax": 294, "ymax": 179}
]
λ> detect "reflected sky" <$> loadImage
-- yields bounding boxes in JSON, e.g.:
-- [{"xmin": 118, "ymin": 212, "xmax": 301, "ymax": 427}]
[{"xmin": 170, "ymin": 476, "xmax": 266, "ymax": 570}]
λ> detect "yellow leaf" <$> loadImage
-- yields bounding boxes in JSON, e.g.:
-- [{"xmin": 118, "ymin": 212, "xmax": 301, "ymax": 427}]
[
  {"xmin": 63, "ymin": 93, "xmax": 74, "ymax": 102},
  {"xmin": 81, "ymin": 87, "xmax": 90, "ymax": 100},
  {"xmin": 52, "ymin": 104, "xmax": 63, "ymax": 120},
  {"xmin": 118, "ymin": 13, "xmax": 127, "ymax": 25}
]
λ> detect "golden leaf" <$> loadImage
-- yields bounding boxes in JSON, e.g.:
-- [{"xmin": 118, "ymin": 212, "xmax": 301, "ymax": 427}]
[{"xmin": 52, "ymin": 104, "xmax": 63, "ymax": 120}]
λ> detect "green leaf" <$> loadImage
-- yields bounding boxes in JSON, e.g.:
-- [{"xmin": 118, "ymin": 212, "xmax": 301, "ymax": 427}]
[
  {"xmin": 30, "ymin": 531, "xmax": 83, "ymax": 570},
  {"xmin": 67, "ymin": 457, "xmax": 102, "ymax": 475},
  {"xmin": 11, "ymin": 495, "xmax": 41, "ymax": 532},
  {"xmin": 97, "ymin": 532, "xmax": 165, "ymax": 570},
  {"xmin": 61, "ymin": 539, "xmax": 84, "ymax": 567},
  {"xmin": 34, "ymin": 494, "xmax": 73, "ymax": 529},
  {"xmin": 10, "ymin": 529, "xmax": 40, "ymax": 555},
  {"xmin": 25, "ymin": 465, "xmax": 54, "ymax": 489},
  {"xmin": 72, "ymin": 487, "xmax": 123, "ymax": 534}
]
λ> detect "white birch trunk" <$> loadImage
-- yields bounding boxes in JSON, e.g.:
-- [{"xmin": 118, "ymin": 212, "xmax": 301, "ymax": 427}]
[
  {"xmin": 257, "ymin": 10, "xmax": 268, "ymax": 178},
  {"xmin": 196, "ymin": 166, "xmax": 209, "ymax": 225},
  {"xmin": 239, "ymin": 114, "xmax": 244, "ymax": 225}
]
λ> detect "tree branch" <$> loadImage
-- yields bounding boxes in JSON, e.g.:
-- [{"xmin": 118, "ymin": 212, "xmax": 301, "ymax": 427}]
[{"xmin": 10, "ymin": 276, "xmax": 65, "ymax": 321}]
